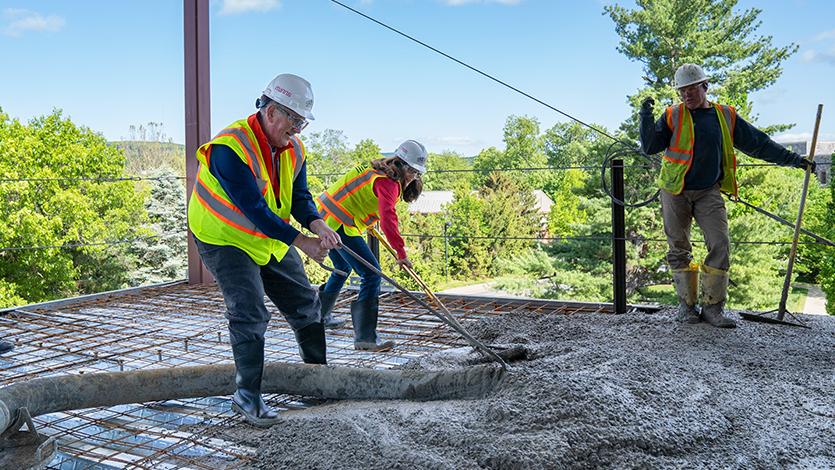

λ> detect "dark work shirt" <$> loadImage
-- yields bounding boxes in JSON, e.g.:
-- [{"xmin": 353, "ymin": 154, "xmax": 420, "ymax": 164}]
[
  {"xmin": 207, "ymin": 143, "xmax": 320, "ymax": 246},
  {"xmin": 639, "ymin": 105, "xmax": 803, "ymax": 190}
]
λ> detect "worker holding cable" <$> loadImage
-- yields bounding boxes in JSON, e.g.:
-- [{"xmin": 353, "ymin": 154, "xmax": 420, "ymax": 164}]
[
  {"xmin": 315, "ymin": 140, "xmax": 427, "ymax": 351},
  {"xmin": 639, "ymin": 63, "xmax": 814, "ymax": 329},
  {"xmin": 187, "ymin": 73, "xmax": 340, "ymax": 427}
]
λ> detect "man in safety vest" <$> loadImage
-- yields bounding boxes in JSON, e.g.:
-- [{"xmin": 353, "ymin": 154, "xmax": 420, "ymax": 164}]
[
  {"xmin": 639, "ymin": 63, "xmax": 814, "ymax": 329},
  {"xmin": 187, "ymin": 73, "xmax": 340, "ymax": 427}
]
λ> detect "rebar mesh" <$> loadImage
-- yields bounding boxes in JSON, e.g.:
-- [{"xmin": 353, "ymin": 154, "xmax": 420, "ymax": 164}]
[{"xmin": 0, "ymin": 282, "xmax": 613, "ymax": 469}]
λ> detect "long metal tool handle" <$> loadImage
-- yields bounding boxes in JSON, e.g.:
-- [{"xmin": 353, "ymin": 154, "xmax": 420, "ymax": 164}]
[
  {"xmin": 368, "ymin": 228, "xmax": 485, "ymax": 346},
  {"xmin": 337, "ymin": 242, "xmax": 507, "ymax": 369},
  {"xmin": 730, "ymin": 197, "xmax": 835, "ymax": 247},
  {"xmin": 778, "ymin": 104, "xmax": 823, "ymax": 320},
  {"xmin": 368, "ymin": 228, "xmax": 480, "ymax": 338}
]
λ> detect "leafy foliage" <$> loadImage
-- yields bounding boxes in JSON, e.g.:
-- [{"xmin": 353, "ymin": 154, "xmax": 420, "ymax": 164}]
[{"xmin": 0, "ymin": 108, "xmax": 148, "ymax": 307}]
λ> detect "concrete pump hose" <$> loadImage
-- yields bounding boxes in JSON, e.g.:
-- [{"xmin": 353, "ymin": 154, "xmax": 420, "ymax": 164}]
[{"xmin": 0, "ymin": 362, "xmax": 504, "ymax": 434}]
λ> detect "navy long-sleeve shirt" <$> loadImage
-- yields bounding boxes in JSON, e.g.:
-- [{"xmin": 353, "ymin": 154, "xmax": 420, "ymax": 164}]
[
  {"xmin": 640, "ymin": 105, "xmax": 803, "ymax": 190},
  {"xmin": 208, "ymin": 143, "xmax": 320, "ymax": 246}
]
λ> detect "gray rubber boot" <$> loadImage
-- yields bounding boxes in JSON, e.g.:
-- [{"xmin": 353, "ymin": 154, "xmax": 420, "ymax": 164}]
[
  {"xmin": 294, "ymin": 322, "xmax": 327, "ymax": 365},
  {"xmin": 672, "ymin": 267, "xmax": 700, "ymax": 323},
  {"xmin": 318, "ymin": 285, "xmax": 346, "ymax": 330},
  {"xmin": 351, "ymin": 297, "xmax": 395, "ymax": 352},
  {"xmin": 0, "ymin": 339, "xmax": 14, "ymax": 355},
  {"xmin": 230, "ymin": 340, "xmax": 280, "ymax": 427},
  {"xmin": 699, "ymin": 265, "xmax": 736, "ymax": 329}
]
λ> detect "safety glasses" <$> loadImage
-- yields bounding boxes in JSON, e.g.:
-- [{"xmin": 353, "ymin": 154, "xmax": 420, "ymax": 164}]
[{"xmin": 276, "ymin": 104, "xmax": 309, "ymax": 133}]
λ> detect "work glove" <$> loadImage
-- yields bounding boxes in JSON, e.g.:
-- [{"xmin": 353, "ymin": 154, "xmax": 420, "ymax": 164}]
[
  {"xmin": 640, "ymin": 97, "xmax": 655, "ymax": 113},
  {"xmin": 794, "ymin": 157, "xmax": 816, "ymax": 173}
]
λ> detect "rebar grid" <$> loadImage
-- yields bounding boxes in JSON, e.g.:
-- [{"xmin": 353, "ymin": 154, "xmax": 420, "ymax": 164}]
[{"xmin": 0, "ymin": 282, "xmax": 611, "ymax": 469}]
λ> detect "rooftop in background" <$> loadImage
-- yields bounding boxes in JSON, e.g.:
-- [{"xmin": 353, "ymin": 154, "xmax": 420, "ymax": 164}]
[
  {"xmin": 409, "ymin": 190, "xmax": 554, "ymax": 214},
  {"xmin": 779, "ymin": 140, "xmax": 833, "ymax": 185}
]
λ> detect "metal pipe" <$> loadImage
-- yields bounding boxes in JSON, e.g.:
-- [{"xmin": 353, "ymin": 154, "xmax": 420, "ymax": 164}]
[{"xmin": 0, "ymin": 361, "xmax": 504, "ymax": 434}]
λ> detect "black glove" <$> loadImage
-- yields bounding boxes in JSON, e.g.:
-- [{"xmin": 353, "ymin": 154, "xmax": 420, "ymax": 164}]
[
  {"xmin": 795, "ymin": 157, "xmax": 816, "ymax": 173},
  {"xmin": 640, "ymin": 97, "xmax": 655, "ymax": 113}
]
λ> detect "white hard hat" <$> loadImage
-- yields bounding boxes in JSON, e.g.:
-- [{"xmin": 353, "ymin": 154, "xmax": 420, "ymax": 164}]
[
  {"xmin": 674, "ymin": 64, "xmax": 708, "ymax": 89},
  {"xmin": 261, "ymin": 73, "xmax": 315, "ymax": 120},
  {"xmin": 393, "ymin": 140, "xmax": 427, "ymax": 174}
]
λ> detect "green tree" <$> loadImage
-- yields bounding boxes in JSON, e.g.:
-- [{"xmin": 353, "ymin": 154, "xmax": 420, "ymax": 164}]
[
  {"xmin": 605, "ymin": 0, "xmax": 798, "ymax": 134},
  {"xmin": 0, "ymin": 108, "xmax": 148, "ymax": 307},
  {"xmin": 473, "ymin": 115, "xmax": 549, "ymax": 189},
  {"xmin": 129, "ymin": 167, "xmax": 187, "ymax": 285},
  {"xmin": 422, "ymin": 151, "xmax": 473, "ymax": 191}
]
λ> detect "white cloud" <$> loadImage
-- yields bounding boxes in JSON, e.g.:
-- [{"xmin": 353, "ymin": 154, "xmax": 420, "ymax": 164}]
[
  {"xmin": 801, "ymin": 29, "xmax": 835, "ymax": 66},
  {"xmin": 441, "ymin": 0, "xmax": 522, "ymax": 6},
  {"xmin": 801, "ymin": 48, "xmax": 835, "ymax": 65},
  {"xmin": 814, "ymin": 29, "xmax": 835, "ymax": 41},
  {"xmin": 218, "ymin": 0, "xmax": 281, "ymax": 16},
  {"xmin": 2, "ymin": 8, "xmax": 65, "ymax": 37}
]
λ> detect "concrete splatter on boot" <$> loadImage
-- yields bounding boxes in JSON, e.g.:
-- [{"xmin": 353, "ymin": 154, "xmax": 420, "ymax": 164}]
[
  {"xmin": 672, "ymin": 265, "xmax": 700, "ymax": 323},
  {"xmin": 699, "ymin": 265, "xmax": 736, "ymax": 329}
]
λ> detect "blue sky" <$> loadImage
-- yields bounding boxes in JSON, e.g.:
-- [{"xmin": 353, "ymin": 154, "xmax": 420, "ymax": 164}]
[{"xmin": 1, "ymin": 0, "xmax": 833, "ymax": 158}]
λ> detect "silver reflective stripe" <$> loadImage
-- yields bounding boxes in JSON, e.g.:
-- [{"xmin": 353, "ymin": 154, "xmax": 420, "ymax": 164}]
[
  {"xmin": 361, "ymin": 215, "xmax": 378, "ymax": 226},
  {"xmin": 669, "ymin": 106, "xmax": 682, "ymax": 147},
  {"xmin": 290, "ymin": 137, "xmax": 304, "ymax": 180},
  {"xmin": 318, "ymin": 195, "xmax": 354, "ymax": 226},
  {"xmin": 195, "ymin": 179, "xmax": 265, "ymax": 237},
  {"xmin": 218, "ymin": 127, "xmax": 263, "ymax": 180},
  {"xmin": 332, "ymin": 170, "xmax": 381, "ymax": 201},
  {"xmin": 664, "ymin": 149, "xmax": 692, "ymax": 162},
  {"xmin": 720, "ymin": 106, "xmax": 734, "ymax": 131},
  {"xmin": 256, "ymin": 177, "xmax": 268, "ymax": 194}
]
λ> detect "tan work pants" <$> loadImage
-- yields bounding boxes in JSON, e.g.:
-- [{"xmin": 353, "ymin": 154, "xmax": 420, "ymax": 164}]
[{"xmin": 660, "ymin": 185, "xmax": 730, "ymax": 271}]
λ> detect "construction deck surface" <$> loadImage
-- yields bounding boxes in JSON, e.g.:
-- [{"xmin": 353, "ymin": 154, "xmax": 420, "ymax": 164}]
[{"xmin": 0, "ymin": 282, "xmax": 613, "ymax": 469}]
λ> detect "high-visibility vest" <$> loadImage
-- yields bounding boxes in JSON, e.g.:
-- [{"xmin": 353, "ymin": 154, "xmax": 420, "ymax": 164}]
[
  {"xmin": 316, "ymin": 163, "xmax": 389, "ymax": 237},
  {"xmin": 658, "ymin": 103, "xmax": 738, "ymax": 196},
  {"xmin": 187, "ymin": 116, "xmax": 306, "ymax": 265}
]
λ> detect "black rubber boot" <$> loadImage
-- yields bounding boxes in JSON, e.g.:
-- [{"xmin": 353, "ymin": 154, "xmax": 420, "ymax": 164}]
[
  {"xmin": 230, "ymin": 340, "xmax": 280, "ymax": 427},
  {"xmin": 351, "ymin": 297, "xmax": 395, "ymax": 352},
  {"xmin": 294, "ymin": 322, "xmax": 327, "ymax": 364},
  {"xmin": 0, "ymin": 339, "xmax": 14, "ymax": 355},
  {"xmin": 318, "ymin": 285, "xmax": 346, "ymax": 330}
]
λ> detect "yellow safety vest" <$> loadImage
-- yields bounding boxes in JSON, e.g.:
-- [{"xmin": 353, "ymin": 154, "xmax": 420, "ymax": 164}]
[
  {"xmin": 316, "ymin": 163, "xmax": 388, "ymax": 237},
  {"xmin": 658, "ymin": 103, "xmax": 738, "ymax": 196},
  {"xmin": 187, "ymin": 116, "xmax": 306, "ymax": 265}
]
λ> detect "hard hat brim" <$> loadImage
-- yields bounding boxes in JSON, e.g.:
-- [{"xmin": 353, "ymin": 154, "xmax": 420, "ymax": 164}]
[{"xmin": 676, "ymin": 78, "xmax": 708, "ymax": 89}]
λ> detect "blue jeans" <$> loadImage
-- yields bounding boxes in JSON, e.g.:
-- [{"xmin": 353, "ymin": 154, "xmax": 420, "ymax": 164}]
[
  {"xmin": 322, "ymin": 227, "xmax": 381, "ymax": 302},
  {"xmin": 194, "ymin": 236, "xmax": 320, "ymax": 347}
]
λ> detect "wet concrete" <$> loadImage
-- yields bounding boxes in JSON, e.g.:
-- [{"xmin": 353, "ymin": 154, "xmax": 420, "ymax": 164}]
[{"xmin": 245, "ymin": 309, "xmax": 835, "ymax": 469}]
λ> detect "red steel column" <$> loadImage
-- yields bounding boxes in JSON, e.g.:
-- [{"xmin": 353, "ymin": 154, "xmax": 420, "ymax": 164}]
[{"xmin": 184, "ymin": 0, "xmax": 213, "ymax": 284}]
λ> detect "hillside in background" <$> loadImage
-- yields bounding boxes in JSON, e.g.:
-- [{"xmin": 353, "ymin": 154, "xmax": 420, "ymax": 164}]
[{"xmin": 111, "ymin": 140, "xmax": 185, "ymax": 176}]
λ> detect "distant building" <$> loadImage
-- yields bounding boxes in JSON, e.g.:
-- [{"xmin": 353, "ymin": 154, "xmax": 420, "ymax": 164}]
[
  {"xmin": 408, "ymin": 190, "xmax": 554, "ymax": 215},
  {"xmin": 779, "ymin": 141, "xmax": 833, "ymax": 186},
  {"xmin": 408, "ymin": 190, "xmax": 554, "ymax": 235}
]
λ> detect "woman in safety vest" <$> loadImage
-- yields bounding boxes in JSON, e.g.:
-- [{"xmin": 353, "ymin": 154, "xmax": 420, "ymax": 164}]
[{"xmin": 316, "ymin": 140, "xmax": 427, "ymax": 351}]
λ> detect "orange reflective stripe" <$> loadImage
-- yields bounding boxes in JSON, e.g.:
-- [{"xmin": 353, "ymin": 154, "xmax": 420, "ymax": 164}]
[
  {"xmin": 663, "ymin": 154, "xmax": 690, "ymax": 165},
  {"xmin": 332, "ymin": 170, "xmax": 385, "ymax": 201},
  {"xmin": 317, "ymin": 194, "xmax": 354, "ymax": 226},
  {"xmin": 194, "ymin": 178, "xmax": 268, "ymax": 239},
  {"xmin": 217, "ymin": 127, "xmax": 263, "ymax": 180},
  {"xmin": 290, "ymin": 137, "xmax": 304, "ymax": 180},
  {"xmin": 361, "ymin": 214, "xmax": 379, "ymax": 226}
]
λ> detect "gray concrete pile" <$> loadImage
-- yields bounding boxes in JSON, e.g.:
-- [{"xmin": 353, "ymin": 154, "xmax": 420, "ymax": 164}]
[{"xmin": 247, "ymin": 309, "xmax": 835, "ymax": 469}]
